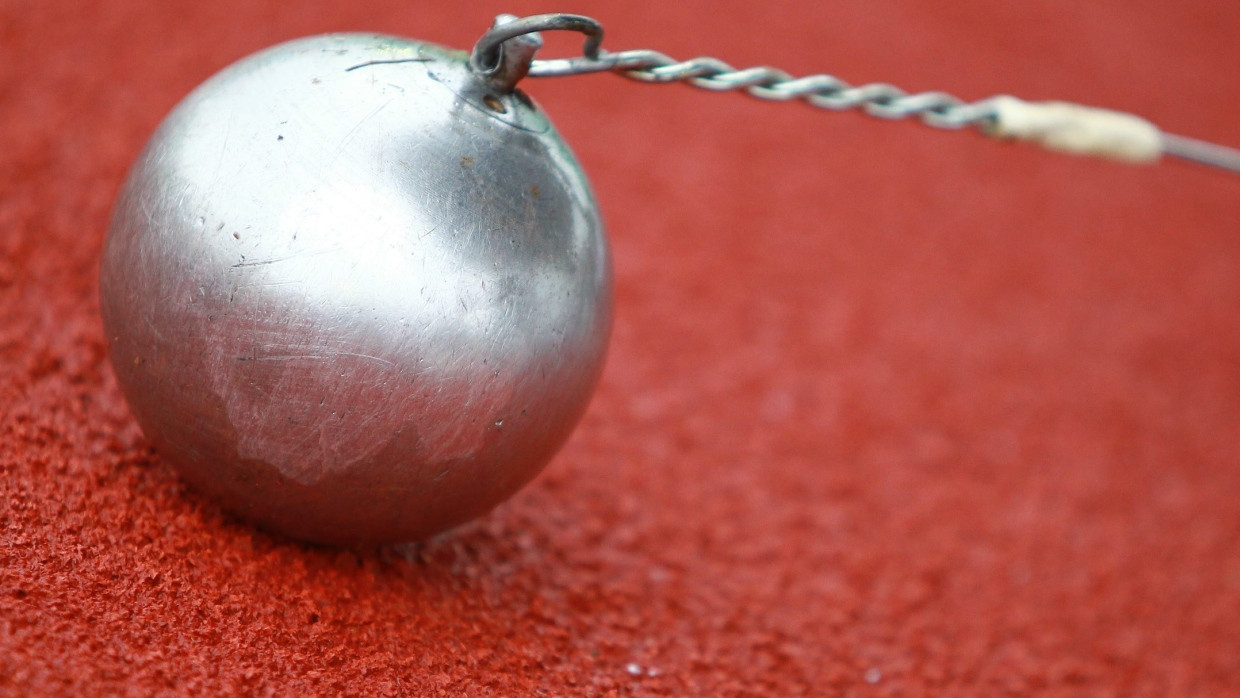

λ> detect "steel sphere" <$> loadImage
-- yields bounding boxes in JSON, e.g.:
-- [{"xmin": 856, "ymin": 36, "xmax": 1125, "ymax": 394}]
[{"xmin": 100, "ymin": 34, "xmax": 612, "ymax": 544}]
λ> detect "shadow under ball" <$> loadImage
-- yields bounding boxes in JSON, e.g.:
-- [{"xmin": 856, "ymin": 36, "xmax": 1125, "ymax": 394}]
[{"xmin": 100, "ymin": 35, "xmax": 612, "ymax": 544}]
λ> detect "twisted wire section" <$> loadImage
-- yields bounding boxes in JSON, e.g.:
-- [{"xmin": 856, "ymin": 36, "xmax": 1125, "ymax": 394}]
[
  {"xmin": 529, "ymin": 49, "xmax": 1001, "ymax": 132},
  {"xmin": 495, "ymin": 13, "xmax": 1235, "ymax": 172}
]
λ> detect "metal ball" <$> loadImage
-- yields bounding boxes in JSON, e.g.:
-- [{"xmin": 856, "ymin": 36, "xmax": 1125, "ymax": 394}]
[{"xmin": 100, "ymin": 34, "xmax": 612, "ymax": 544}]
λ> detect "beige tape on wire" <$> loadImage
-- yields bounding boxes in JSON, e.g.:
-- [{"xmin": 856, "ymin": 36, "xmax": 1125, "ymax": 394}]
[
  {"xmin": 986, "ymin": 96, "xmax": 1162, "ymax": 163},
  {"xmin": 983, "ymin": 95, "xmax": 1240, "ymax": 173}
]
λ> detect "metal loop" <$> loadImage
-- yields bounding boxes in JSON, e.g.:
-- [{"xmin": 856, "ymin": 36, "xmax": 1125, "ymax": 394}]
[{"xmin": 470, "ymin": 14, "xmax": 604, "ymax": 77}]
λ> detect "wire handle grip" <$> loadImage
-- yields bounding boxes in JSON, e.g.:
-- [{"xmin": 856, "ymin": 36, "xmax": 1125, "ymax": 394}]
[{"xmin": 470, "ymin": 13, "xmax": 1240, "ymax": 174}]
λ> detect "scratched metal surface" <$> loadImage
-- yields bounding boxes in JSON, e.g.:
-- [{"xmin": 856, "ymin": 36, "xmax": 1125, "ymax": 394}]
[{"xmin": 99, "ymin": 34, "xmax": 612, "ymax": 544}]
